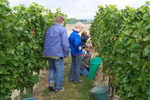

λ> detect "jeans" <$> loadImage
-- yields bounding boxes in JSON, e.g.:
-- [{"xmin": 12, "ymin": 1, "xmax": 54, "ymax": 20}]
[
  {"xmin": 80, "ymin": 68, "xmax": 89, "ymax": 77},
  {"xmin": 68, "ymin": 56, "xmax": 82, "ymax": 82},
  {"xmin": 48, "ymin": 58, "xmax": 64, "ymax": 90}
]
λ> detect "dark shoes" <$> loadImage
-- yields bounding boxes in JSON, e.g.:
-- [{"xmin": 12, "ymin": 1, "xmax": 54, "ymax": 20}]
[
  {"xmin": 73, "ymin": 80, "xmax": 82, "ymax": 83},
  {"xmin": 68, "ymin": 80, "xmax": 73, "ymax": 82},
  {"xmin": 55, "ymin": 87, "xmax": 64, "ymax": 93},
  {"xmin": 68, "ymin": 80, "xmax": 82, "ymax": 83},
  {"xmin": 48, "ymin": 83, "xmax": 64, "ymax": 93},
  {"xmin": 48, "ymin": 83, "xmax": 55, "ymax": 91},
  {"xmin": 48, "ymin": 86, "xmax": 55, "ymax": 91}
]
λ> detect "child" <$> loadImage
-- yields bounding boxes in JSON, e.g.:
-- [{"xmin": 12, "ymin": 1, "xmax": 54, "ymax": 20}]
[
  {"xmin": 80, "ymin": 42, "xmax": 92, "ymax": 77},
  {"xmin": 81, "ymin": 31, "xmax": 89, "ymax": 48}
]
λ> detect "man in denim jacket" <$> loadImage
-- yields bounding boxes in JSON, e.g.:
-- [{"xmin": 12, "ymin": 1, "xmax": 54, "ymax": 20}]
[{"xmin": 43, "ymin": 16, "xmax": 69, "ymax": 92}]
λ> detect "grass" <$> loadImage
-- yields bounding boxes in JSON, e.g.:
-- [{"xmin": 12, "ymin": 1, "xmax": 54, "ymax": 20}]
[{"xmin": 31, "ymin": 56, "xmax": 95, "ymax": 100}]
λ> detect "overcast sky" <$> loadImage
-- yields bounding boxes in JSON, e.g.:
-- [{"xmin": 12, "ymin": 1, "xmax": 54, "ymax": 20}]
[{"xmin": 8, "ymin": 0, "xmax": 148, "ymax": 19}]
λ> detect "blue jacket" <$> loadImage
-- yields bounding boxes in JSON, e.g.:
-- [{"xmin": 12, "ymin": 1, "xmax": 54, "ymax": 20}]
[
  {"xmin": 43, "ymin": 24, "xmax": 69, "ymax": 57},
  {"xmin": 69, "ymin": 30, "xmax": 82, "ymax": 56}
]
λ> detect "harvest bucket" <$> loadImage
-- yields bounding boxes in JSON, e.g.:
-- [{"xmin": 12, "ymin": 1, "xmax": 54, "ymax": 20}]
[
  {"xmin": 91, "ymin": 85, "xmax": 109, "ymax": 100},
  {"xmin": 88, "ymin": 57, "xmax": 102, "ymax": 80}
]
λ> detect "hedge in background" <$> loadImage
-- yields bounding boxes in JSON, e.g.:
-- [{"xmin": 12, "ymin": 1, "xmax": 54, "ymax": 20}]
[
  {"xmin": 90, "ymin": 2, "xmax": 150, "ymax": 100},
  {"xmin": 0, "ymin": 0, "xmax": 67, "ymax": 99}
]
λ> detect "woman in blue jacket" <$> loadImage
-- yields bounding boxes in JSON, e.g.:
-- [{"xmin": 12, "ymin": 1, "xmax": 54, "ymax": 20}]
[{"xmin": 68, "ymin": 22, "xmax": 84, "ymax": 83}]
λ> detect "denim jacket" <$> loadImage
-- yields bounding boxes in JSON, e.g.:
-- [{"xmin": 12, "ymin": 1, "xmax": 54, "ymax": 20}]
[{"xmin": 43, "ymin": 24, "xmax": 70, "ymax": 57}]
